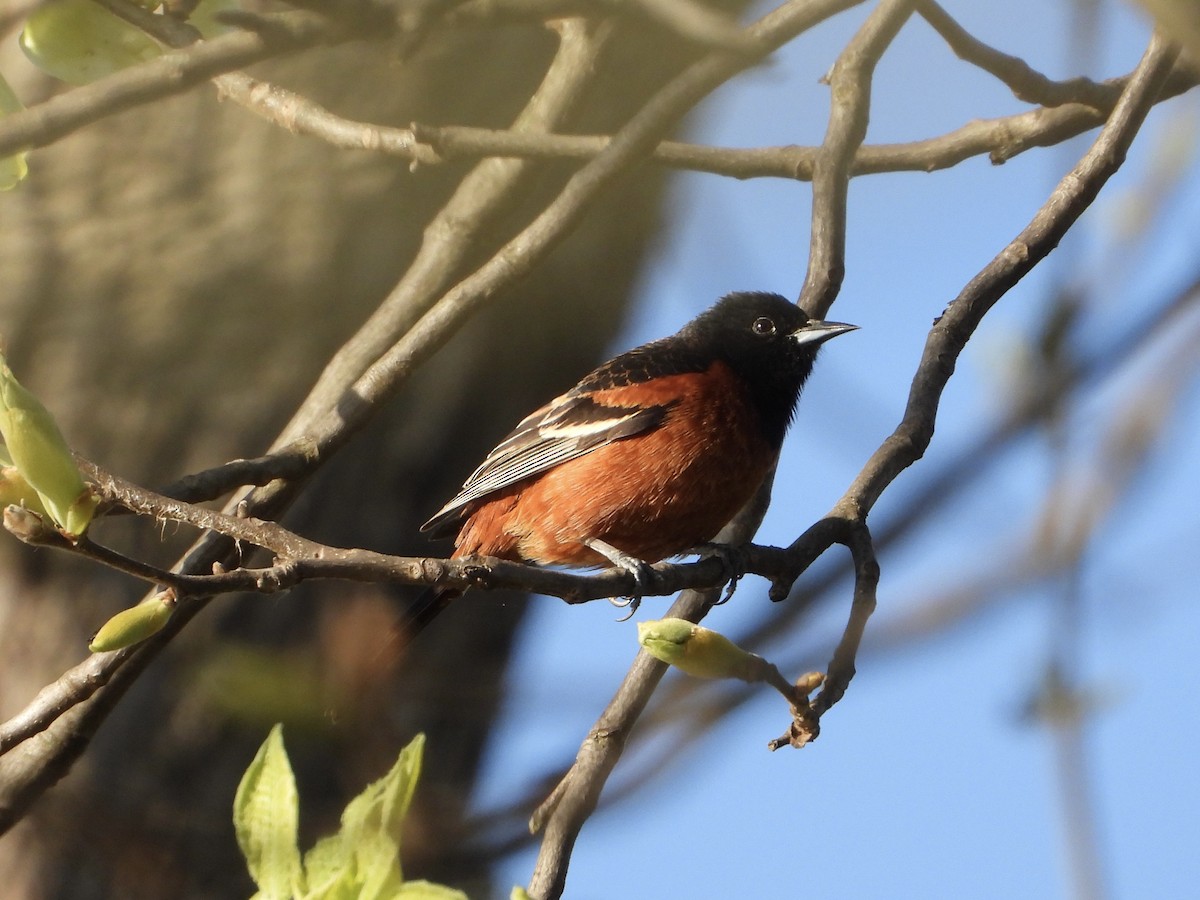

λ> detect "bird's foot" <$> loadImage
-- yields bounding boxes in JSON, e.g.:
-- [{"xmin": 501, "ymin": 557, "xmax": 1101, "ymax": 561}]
[
  {"xmin": 608, "ymin": 594, "xmax": 640, "ymax": 622},
  {"xmin": 586, "ymin": 539, "xmax": 654, "ymax": 620},
  {"xmin": 691, "ymin": 542, "xmax": 748, "ymax": 605}
]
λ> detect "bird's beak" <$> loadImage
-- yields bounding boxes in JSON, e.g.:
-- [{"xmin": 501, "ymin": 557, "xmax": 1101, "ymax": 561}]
[{"xmin": 790, "ymin": 319, "xmax": 859, "ymax": 346}]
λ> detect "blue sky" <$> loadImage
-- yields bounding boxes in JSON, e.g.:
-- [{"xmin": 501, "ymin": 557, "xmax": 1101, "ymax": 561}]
[{"xmin": 469, "ymin": 2, "xmax": 1200, "ymax": 896}]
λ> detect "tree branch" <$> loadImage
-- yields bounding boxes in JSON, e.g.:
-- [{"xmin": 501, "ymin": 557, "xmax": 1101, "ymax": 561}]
[
  {"xmin": 799, "ymin": 0, "xmax": 914, "ymax": 317},
  {"xmin": 0, "ymin": 0, "xmax": 862, "ymax": 832},
  {"xmin": 0, "ymin": 7, "xmax": 342, "ymax": 158},
  {"xmin": 5, "ymin": 456, "xmax": 803, "ymax": 612},
  {"xmin": 916, "ymin": 0, "xmax": 1116, "ymax": 109},
  {"xmin": 193, "ymin": 60, "xmax": 1195, "ymax": 180},
  {"xmin": 839, "ymin": 30, "xmax": 1180, "ymax": 520}
]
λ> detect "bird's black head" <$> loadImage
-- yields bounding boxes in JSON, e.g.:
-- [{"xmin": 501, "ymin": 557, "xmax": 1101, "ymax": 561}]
[{"xmin": 681, "ymin": 291, "xmax": 857, "ymax": 446}]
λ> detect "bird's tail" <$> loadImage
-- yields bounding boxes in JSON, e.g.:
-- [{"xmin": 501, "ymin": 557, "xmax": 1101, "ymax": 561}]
[{"xmin": 396, "ymin": 583, "xmax": 464, "ymax": 650}]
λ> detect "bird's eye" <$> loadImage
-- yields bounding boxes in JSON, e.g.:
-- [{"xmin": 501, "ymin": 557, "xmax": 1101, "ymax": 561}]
[{"xmin": 751, "ymin": 316, "xmax": 776, "ymax": 336}]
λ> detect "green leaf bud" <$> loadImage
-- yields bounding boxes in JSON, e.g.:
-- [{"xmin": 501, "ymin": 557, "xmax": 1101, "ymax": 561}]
[
  {"xmin": 637, "ymin": 617, "xmax": 761, "ymax": 681},
  {"xmin": 88, "ymin": 594, "xmax": 174, "ymax": 652},
  {"xmin": 0, "ymin": 357, "xmax": 96, "ymax": 536}
]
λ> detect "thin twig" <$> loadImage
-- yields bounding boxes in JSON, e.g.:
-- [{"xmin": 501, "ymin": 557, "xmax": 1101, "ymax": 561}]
[
  {"xmin": 810, "ymin": 523, "xmax": 878, "ymax": 715},
  {"xmin": 835, "ymin": 31, "xmax": 1180, "ymax": 521},
  {"xmin": 187, "ymin": 62, "xmax": 1197, "ymax": 179},
  {"xmin": 799, "ymin": 0, "xmax": 915, "ymax": 318},
  {"xmin": 917, "ymin": 0, "xmax": 1115, "ymax": 109},
  {"xmin": 156, "ymin": 440, "xmax": 319, "ymax": 502}
]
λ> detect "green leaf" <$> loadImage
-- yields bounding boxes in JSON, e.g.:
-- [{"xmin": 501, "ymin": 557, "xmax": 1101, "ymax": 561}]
[
  {"xmin": 349, "ymin": 830, "xmax": 405, "ymax": 900},
  {"xmin": 234, "ymin": 731, "xmax": 458, "ymax": 900},
  {"xmin": 0, "ymin": 73, "xmax": 28, "ymax": 190},
  {"xmin": 0, "ymin": 356, "xmax": 96, "ymax": 536},
  {"xmin": 234, "ymin": 725, "xmax": 304, "ymax": 900},
  {"xmin": 340, "ymin": 733, "xmax": 425, "ymax": 851},
  {"xmin": 88, "ymin": 595, "xmax": 173, "ymax": 652},
  {"xmin": 301, "ymin": 833, "xmax": 355, "ymax": 899},
  {"xmin": 395, "ymin": 881, "xmax": 469, "ymax": 899},
  {"xmin": 302, "ymin": 733, "xmax": 425, "ymax": 897},
  {"xmin": 20, "ymin": 0, "xmax": 161, "ymax": 86}
]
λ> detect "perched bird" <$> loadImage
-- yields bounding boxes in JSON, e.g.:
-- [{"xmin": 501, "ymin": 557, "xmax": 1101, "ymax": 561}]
[{"xmin": 410, "ymin": 291, "xmax": 856, "ymax": 635}]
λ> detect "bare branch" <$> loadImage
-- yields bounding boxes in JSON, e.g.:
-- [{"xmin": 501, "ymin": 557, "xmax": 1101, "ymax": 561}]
[
  {"xmin": 156, "ymin": 440, "xmax": 320, "ymax": 503},
  {"xmin": 810, "ymin": 523, "xmax": 878, "ymax": 715},
  {"xmin": 799, "ymin": 0, "xmax": 915, "ymax": 318},
  {"xmin": 626, "ymin": 0, "xmax": 762, "ymax": 51},
  {"xmin": 201, "ymin": 62, "xmax": 1197, "ymax": 179},
  {"xmin": 837, "ymin": 30, "xmax": 1181, "ymax": 520},
  {"xmin": 916, "ymin": 0, "xmax": 1115, "ymax": 109}
]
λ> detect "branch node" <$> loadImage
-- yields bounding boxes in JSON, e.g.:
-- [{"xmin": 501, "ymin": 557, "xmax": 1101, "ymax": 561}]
[
  {"xmin": 462, "ymin": 561, "xmax": 493, "ymax": 588},
  {"xmin": 768, "ymin": 670, "xmax": 825, "ymax": 751},
  {"xmin": 3, "ymin": 505, "xmax": 59, "ymax": 545}
]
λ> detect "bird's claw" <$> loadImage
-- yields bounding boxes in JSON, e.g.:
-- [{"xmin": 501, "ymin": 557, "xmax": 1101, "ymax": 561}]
[
  {"xmin": 609, "ymin": 560, "xmax": 651, "ymax": 620},
  {"xmin": 587, "ymin": 539, "xmax": 653, "ymax": 620},
  {"xmin": 693, "ymin": 542, "xmax": 748, "ymax": 605},
  {"xmin": 609, "ymin": 594, "xmax": 642, "ymax": 621}
]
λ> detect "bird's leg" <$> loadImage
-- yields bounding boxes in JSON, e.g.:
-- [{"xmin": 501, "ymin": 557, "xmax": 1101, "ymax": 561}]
[
  {"xmin": 585, "ymin": 538, "xmax": 654, "ymax": 620},
  {"xmin": 689, "ymin": 542, "xmax": 748, "ymax": 605}
]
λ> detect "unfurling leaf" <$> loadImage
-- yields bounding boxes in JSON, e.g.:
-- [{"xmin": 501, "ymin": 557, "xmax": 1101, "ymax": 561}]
[
  {"xmin": 234, "ymin": 728, "xmax": 464, "ymax": 899},
  {"xmin": 234, "ymin": 725, "xmax": 303, "ymax": 900},
  {"xmin": 0, "ymin": 356, "xmax": 96, "ymax": 536},
  {"xmin": 340, "ymin": 732, "xmax": 425, "ymax": 848}
]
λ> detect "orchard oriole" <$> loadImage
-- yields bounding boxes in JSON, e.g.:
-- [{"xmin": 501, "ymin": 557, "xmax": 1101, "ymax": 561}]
[{"xmin": 410, "ymin": 291, "xmax": 855, "ymax": 634}]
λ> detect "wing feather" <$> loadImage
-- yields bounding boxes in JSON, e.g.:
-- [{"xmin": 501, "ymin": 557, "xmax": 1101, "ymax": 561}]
[{"xmin": 421, "ymin": 392, "xmax": 672, "ymax": 536}]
